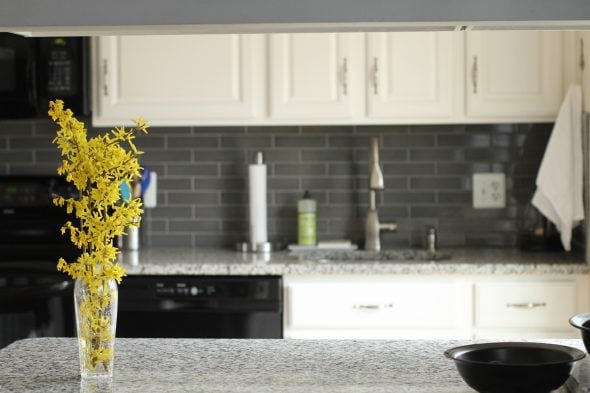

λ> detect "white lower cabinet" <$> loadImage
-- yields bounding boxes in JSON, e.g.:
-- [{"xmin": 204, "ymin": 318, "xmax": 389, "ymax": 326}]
[
  {"xmin": 284, "ymin": 276, "xmax": 472, "ymax": 339},
  {"xmin": 474, "ymin": 279, "xmax": 583, "ymax": 339},
  {"xmin": 283, "ymin": 275, "xmax": 590, "ymax": 340}
]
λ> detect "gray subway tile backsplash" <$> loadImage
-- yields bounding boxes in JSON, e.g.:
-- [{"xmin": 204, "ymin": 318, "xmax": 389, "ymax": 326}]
[
  {"xmin": 168, "ymin": 136, "xmax": 219, "ymax": 149},
  {"xmin": 168, "ymin": 163, "xmax": 218, "ymax": 177},
  {"xmin": 0, "ymin": 119, "xmax": 554, "ymax": 249},
  {"xmin": 0, "ymin": 151, "xmax": 34, "ymax": 162},
  {"xmin": 275, "ymin": 135, "xmax": 327, "ymax": 148},
  {"xmin": 410, "ymin": 148, "xmax": 463, "ymax": 162}
]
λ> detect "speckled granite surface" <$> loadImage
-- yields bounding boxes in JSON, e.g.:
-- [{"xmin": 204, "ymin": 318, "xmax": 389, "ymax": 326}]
[
  {"xmin": 119, "ymin": 247, "xmax": 589, "ymax": 276},
  {"xmin": 0, "ymin": 337, "xmax": 585, "ymax": 392}
]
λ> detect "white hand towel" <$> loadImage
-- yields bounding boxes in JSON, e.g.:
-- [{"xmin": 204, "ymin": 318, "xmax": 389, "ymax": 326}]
[{"xmin": 532, "ymin": 85, "xmax": 584, "ymax": 251}]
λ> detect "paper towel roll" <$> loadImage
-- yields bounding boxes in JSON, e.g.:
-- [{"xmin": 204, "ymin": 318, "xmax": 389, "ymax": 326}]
[
  {"xmin": 143, "ymin": 171, "xmax": 157, "ymax": 208},
  {"xmin": 249, "ymin": 152, "xmax": 267, "ymax": 250}
]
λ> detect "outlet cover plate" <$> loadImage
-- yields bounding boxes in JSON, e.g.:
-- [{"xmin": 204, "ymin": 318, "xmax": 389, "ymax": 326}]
[{"xmin": 473, "ymin": 173, "xmax": 506, "ymax": 209}]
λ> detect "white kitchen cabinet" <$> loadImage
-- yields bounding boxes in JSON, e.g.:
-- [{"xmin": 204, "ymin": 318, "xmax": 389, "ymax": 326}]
[
  {"xmin": 366, "ymin": 32, "xmax": 457, "ymax": 122},
  {"xmin": 473, "ymin": 278, "xmax": 584, "ymax": 339},
  {"xmin": 92, "ymin": 35, "xmax": 265, "ymax": 126},
  {"xmin": 92, "ymin": 31, "xmax": 566, "ymax": 126},
  {"xmin": 268, "ymin": 31, "xmax": 457, "ymax": 124},
  {"xmin": 284, "ymin": 275, "xmax": 472, "ymax": 339},
  {"xmin": 268, "ymin": 33, "xmax": 363, "ymax": 121},
  {"xmin": 284, "ymin": 275, "xmax": 589, "ymax": 340},
  {"xmin": 465, "ymin": 31, "xmax": 563, "ymax": 121}
]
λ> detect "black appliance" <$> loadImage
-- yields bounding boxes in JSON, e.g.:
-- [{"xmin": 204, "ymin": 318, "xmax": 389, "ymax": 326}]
[
  {"xmin": 0, "ymin": 33, "xmax": 90, "ymax": 118},
  {"xmin": 117, "ymin": 275, "xmax": 283, "ymax": 339},
  {"xmin": 0, "ymin": 175, "xmax": 79, "ymax": 348}
]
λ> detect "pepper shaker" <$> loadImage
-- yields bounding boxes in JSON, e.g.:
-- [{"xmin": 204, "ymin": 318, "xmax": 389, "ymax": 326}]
[{"xmin": 427, "ymin": 226, "xmax": 437, "ymax": 253}]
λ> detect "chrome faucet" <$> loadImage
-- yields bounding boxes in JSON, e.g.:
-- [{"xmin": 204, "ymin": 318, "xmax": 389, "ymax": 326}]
[{"xmin": 365, "ymin": 137, "xmax": 396, "ymax": 251}]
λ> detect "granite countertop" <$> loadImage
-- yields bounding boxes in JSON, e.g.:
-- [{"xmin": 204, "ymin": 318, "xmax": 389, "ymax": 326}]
[
  {"xmin": 0, "ymin": 337, "xmax": 586, "ymax": 393},
  {"xmin": 119, "ymin": 247, "xmax": 589, "ymax": 275}
]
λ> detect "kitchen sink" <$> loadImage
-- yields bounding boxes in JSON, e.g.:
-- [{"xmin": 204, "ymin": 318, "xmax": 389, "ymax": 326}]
[{"xmin": 291, "ymin": 249, "xmax": 451, "ymax": 263}]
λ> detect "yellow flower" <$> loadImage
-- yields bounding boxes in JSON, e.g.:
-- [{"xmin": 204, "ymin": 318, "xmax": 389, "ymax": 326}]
[
  {"xmin": 50, "ymin": 99, "xmax": 148, "ymax": 283},
  {"xmin": 50, "ymin": 100, "xmax": 149, "ymax": 371}
]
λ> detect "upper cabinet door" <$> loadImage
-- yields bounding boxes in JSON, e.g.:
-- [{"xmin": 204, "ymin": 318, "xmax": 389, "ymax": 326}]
[
  {"xmin": 465, "ymin": 31, "xmax": 563, "ymax": 120},
  {"xmin": 93, "ymin": 35, "xmax": 265, "ymax": 126},
  {"xmin": 268, "ymin": 33, "xmax": 363, "ymax": 121},
  {"xmin": 366, "ymin": 32, "xmax": 456, "ymax": 121}
]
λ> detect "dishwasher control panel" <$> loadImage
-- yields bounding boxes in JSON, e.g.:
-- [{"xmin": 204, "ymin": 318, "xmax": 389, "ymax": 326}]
[
  {"xmin": 155, "ymin": 282, "xmax": 217, "ymax": 297},
  {"xmin": 149, "ymin": 277, "xmax": 277, "ymax": 300}
]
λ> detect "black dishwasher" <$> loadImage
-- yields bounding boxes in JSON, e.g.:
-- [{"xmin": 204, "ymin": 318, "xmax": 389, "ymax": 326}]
[{"xmin": 117, "ymin": 275, "xmax": 283, "ymax": 338}]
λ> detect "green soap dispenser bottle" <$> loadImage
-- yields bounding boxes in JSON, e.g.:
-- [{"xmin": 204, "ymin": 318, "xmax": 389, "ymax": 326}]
[{"xmin": 298, "ymin": 190, "xmax": 317, "ymax": 246}]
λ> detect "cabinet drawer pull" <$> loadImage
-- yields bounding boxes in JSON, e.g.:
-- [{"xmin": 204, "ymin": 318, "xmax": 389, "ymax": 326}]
[
  {"xmin": 342, "ymin": 57, "xmax": 348, "ymax": 95},
  {"xmin": 506, "ymin": 302, "xmax": 547, "ymax": 309},
  {"xmin": 372, "ymin": 57, "xmax": 379, "ymax": 95},
  {"xmin": 102, "ymin": 59, "xmax": 109, "ymax": 97},
  {"xmin": 353, "ymin": 303, "xmax": 393, "ymax": 310},
  {"xmin": 471, "ymin": 55, "xmax": 478, "ymax": 94}
]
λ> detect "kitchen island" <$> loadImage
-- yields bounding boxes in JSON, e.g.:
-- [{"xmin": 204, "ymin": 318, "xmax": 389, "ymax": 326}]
[{"xmin": 0, "ymin": 337, "xmax": 587, "ymax": 392}]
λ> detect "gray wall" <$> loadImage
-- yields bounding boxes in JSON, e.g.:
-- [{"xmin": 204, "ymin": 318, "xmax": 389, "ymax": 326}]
[{"xmin": 0, "ymin": 119, "xmax": 551, "ymax": 249}]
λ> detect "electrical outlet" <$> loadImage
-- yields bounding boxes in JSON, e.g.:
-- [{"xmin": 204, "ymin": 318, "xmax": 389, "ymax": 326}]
[{"xmin": 473, "ymin": 173, "xmax": 506, "ymax": 209}]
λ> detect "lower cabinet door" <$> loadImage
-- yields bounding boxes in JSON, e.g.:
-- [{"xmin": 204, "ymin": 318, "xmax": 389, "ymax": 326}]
[
  {"xmin": 474, "ymin": 280, "xmax": 578, "ymax": 337},
  {"xmin": 284, "ymin": 279, "xmax": 468, "ymax": 339}
]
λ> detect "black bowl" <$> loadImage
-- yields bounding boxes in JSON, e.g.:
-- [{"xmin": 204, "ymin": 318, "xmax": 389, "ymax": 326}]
[
  {"xmin": 445, "ymin": 342, "xmax": 585, "ymax": 393},
  {"xmin": 570, "ymin": 313, "xmax": 590, "ymax": 353}
]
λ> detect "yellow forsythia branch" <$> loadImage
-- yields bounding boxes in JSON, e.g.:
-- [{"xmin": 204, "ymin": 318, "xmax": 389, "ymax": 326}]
[{"xmin": 49, "ymin": 100, "xmax": 149, "ymax": 372}]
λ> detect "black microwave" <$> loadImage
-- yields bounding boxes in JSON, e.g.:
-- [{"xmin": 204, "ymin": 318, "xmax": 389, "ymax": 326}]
[{"xmin": 0, "ymin": 33, "xmax": 90, "ymax": 118}]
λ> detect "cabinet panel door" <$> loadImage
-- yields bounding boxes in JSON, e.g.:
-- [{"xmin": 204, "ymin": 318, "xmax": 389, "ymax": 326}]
[
  {"xmin": 93, "ymin": 35, "xmax": 265, "ymax": 126},
  {"xmin": 287, "ymin": 281, "xmax": 457, "ymax": 330},
  {"xmin": 269, "ymin": 33, "xmax": 362, "ymax": 120},
  {"xmin": 465, "ymin": 31, "xmax": 563, "ymax": 119},
  {"xmin": 475, "ymin": 281, "xmax": 576, "ymax": 330},
  {"xmin": 366, "ymin": 32, "xmax": 455, "ymax": 120}
]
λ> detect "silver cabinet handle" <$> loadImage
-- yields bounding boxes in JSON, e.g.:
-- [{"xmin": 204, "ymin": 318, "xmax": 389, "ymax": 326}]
[
  {"xmin": 342, "ymin": 57, "xmax": 348, "ymax": 95},
  {"xmin": 353, "ymin": 303, "xmax": 394, "ymax": 310},
  {"xmin": 506, "ymin": 302, "xmax": 547, "ymax": 309},
  {"xmin": 372, "ymin": 57, "xmax": 379, "ymax": 95},
  {"xmin": 471, "ymin": 55, "xmax": 478, "ymax": 94},
  {"xmin": 102, "ymin": 59, "xmax": 109, "ymax": 97}
]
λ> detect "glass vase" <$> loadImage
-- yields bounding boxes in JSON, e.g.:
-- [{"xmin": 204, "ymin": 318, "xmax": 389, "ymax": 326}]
[{"xmin": 74, "ymin": 278, "xmax": 118, "ymax": 379}]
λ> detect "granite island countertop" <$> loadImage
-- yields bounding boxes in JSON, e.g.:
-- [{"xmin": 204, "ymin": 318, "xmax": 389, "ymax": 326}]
[
  {"xmin": 0, "ymin": 337, "xmax": 587, "ymax": 393},
  {"xmin": 119, "ymin": 247, "xmax": 589, "ymax": 276}
]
